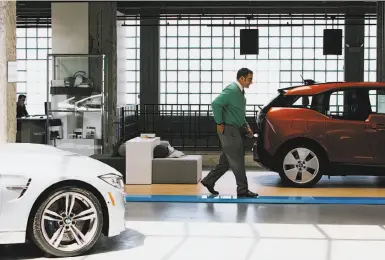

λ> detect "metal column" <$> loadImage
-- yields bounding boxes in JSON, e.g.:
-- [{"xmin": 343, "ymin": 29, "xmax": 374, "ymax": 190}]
[
  {"xmin": 89, "ymin": 2, "xmax": 117, "ymax": 154},
  {"xmin": 140, "ymin": 17, "xmax": 160, "ymax": 108},
  {"xmin": 344, "ymin": 10, "xmax": 365, "ymax": 82},
  {"xmin": 377, "ymin": 2, "xmax": 385, "ymax": 82}
]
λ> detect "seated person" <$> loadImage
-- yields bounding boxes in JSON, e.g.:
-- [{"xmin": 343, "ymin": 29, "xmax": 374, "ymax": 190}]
[
  {"xmin": 16, "ymin": 94, "xmax": 29, "ymax": 118},
  {"xmin": 347, "ymin": 90, "xmax": 372, "ymax": 121},
  {"xmin": 16, "ymin": 94, "xmax": 29, "ymax": 142}
]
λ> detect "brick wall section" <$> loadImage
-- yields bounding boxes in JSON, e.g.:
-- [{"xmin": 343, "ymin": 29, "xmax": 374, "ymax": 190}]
[{"xmin": 0, "ymin": 1, "xmax": 16, "ymax": 144}]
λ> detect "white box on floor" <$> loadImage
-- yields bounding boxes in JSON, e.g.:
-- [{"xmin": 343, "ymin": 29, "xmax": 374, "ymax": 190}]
[{"xmin": 125, "ymin": 136, "xmax": 160, "ymax": 184}]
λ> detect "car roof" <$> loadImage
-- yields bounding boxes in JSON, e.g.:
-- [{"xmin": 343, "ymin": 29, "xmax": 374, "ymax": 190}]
[{"xmin": 282, "ymin": 82, "xmax": 385, "ymax": 96}]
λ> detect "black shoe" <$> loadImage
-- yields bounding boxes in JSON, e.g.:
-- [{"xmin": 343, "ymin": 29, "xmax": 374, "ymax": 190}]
[
  {"xmin": 237, "ymin": 191, "xmax": 259, "ymax": 198},
  {"xmin": 200, "ymin": 180, "xmax": 219, "ymax": 195}
]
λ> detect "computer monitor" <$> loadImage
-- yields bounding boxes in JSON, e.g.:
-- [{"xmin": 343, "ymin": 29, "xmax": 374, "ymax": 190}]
[{"xmin": 44, "ymin": 102, "xmax": 51, "ymax": 116}]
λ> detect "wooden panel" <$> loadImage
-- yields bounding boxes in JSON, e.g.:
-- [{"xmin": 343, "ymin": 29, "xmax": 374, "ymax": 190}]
[{"xmin": 125, "ymin": 171, "xmax": 385, "ymax": 197}]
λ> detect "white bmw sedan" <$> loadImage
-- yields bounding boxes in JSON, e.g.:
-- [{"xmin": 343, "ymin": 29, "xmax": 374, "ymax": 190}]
[{"xmin": 0, "ymin": 143, "xmax": 126, "ymax": 257}]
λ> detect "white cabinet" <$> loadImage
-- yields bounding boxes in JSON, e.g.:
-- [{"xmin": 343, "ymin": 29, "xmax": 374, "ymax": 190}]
[{"xmin": 125, "ymin": 137, "xmax": 160, "ymax": 184}]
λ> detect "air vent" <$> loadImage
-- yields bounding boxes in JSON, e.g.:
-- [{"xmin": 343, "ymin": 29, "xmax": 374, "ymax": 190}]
[{"xmin": 18, "ymin": 178, "xmax": 32, "ymax": 198}]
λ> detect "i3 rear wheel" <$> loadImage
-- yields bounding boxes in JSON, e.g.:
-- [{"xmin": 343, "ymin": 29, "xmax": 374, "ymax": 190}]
[{"xmin": 277, "ymin": 144, "xmax": 325, "ymax": 187}]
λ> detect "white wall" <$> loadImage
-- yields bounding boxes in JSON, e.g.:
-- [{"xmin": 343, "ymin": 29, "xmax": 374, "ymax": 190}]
[
  {"xmin": 51, "ymin": 2, "xmax": 89, "ymax": 78},
  {"xmin": 51, "ymin": 2, "xmax": 90, "ymax": 139},
  {"xmin": 52, "ymin": 2, "xmax": 88, "ymax": 54}
]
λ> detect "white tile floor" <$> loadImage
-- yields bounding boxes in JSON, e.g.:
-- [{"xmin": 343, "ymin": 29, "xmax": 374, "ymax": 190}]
[{"xmin": 6, "ymin": 220, "xmax": 385, "ymax": 260}]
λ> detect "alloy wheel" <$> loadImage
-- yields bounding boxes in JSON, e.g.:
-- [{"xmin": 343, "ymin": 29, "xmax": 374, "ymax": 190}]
[
  {"xmin": 282, "ymin": 147, "xmax": 320, "ymax": 184},
  {"xmin": 40, "ymin": 192, "xmax": 99, "ymax": 252}
]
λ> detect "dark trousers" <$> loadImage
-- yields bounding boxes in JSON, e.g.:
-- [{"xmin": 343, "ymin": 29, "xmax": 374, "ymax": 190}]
[{"xmin": 202, "ymin": 124, "xmax": 248, "ymax": 194}]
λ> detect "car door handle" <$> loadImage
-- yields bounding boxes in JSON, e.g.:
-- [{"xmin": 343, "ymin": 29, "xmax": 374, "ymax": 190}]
[
  {"xmin": 367, "ymin": 123, "xmax": 385, "ymax": 131},
  {"xmin": 375, "ymin": 124, "xmax": 385, "ymax": 131}
]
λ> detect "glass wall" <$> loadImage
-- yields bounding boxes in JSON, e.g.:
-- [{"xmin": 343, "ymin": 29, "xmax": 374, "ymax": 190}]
[
  {"xmin": 159, "ymin": 15, "xmax": 346, "ymax": 107},
  {"xmin": 16, "ymin": 26, "xmax": 52, "ymax": 115},
  {"xmin": 16, "ymin": 19, "xmax": 141, "ymax": 115},
  {"xmin": 15, "ymin": 14, "xmax": 378, "ymax": 110},
  {"xmin": 364, "ymin": 18, "xmax": 377, "ymax": 82},
  {"xmin": 117, "ymin": 18, "xmax": 140, "ymax": 106}
]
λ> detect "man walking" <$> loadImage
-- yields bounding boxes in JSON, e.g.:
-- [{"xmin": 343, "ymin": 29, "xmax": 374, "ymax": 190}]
[{"xmin": 201, "ymin": 68, "xmax": 258, "ymax": 198}]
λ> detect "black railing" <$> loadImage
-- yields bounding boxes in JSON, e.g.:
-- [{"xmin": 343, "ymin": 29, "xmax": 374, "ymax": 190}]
[
  {"xmin": 115, "ymin": 104, "xmax": 262, "ymax": 151},
  {"xmin": 115, "ymin": 104, "xmax": 140, "ymax": 142}
]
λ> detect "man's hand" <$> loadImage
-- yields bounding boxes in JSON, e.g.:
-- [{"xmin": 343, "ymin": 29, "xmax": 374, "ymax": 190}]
[
  {"xmin": 246, "ymin": 126, "xmax": 253, "ymax": 138},
  {"xmin": 217, "ymin": 124, "xmax": 225, "ymax": 134}
]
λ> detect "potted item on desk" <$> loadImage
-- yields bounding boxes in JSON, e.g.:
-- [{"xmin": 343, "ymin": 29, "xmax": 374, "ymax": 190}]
[
  {"xmin": 86, "ymin": 126, "xmax": 96, "ymax": 139},
  {"xmin": 74, "ymin": 128, "xmax": 83, "ymax": 139}
]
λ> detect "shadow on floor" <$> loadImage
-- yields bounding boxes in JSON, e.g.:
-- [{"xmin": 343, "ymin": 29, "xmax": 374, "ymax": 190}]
[
  {"xmin": 251, "ymin": 174, "xmax": 385, "ymax": 188},
  {"xmin": 0, "ymin": 228, "xmax": 145, "ymax": 260}
]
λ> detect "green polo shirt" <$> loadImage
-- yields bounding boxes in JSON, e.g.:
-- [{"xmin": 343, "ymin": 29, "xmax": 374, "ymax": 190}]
[{"xmin": 211, "ymin": 82, "xmax": 248, "ymax": 128}]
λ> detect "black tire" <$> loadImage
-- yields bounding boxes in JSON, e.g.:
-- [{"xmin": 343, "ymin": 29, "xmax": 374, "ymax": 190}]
[
  {"xmin": 276, "ymin": 142, "xmax": 326, "ymax": 188},
  {"xmin": 29, "ymin": 186, "xmax": 104, "ymax": 258}
]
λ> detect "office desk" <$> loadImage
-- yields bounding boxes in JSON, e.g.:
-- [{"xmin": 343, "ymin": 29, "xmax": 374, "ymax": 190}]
[{"xmin": 17, "ymin": 117, "xmax": 62, "ymax": 144}]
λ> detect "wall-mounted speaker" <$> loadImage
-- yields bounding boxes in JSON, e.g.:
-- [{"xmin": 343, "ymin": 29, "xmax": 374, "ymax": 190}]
[
  {"xmin": 240, "ymin": 29, "xmax": 259, "ymax": 55},
  {"xmin": 323, "ymin": 29, "xmax": 343, "ymax": 55}
]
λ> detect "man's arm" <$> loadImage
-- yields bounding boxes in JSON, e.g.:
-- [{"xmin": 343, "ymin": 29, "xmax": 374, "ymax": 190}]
[
  {"xmin": 244, "ymin": 118, "xmax": 249, "ymax": 128},
  {"xmin": 244, "ymin": 117, "xmax": 253, "ymax": 137},
  {"xmin": 23, "ymin": 106, "xmax": 29, "ymax": 117},
  {"xmin": 211, "ymin": 87, "xmax": 231, "ymax": 124}
]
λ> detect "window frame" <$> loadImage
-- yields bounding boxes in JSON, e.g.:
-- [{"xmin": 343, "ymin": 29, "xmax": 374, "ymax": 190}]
[
  {"xmin": 365, "ymin": 87, "xmax": 385, "ymax": 115},
  {"xmin": 323, "ymin": 87, "xmax": 376, "ymax": 122}
]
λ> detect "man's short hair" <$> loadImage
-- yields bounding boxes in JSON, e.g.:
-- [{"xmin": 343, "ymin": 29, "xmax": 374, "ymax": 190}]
[
  {"xmin": 236, "ymin": 68, "xmax": 253, "ymax": 79},
  {"xmin": 18, "ymin": 94, "xmax": 26, "ymax": 101}
]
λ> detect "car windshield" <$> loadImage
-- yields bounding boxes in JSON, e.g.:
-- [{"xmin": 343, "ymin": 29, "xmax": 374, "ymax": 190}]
[
  {"xmin": 266, "ymin": 92, "xmax": 281, "ymax": 105},
  {"xmin": 259, "ymin": 92, "xmax": 282, "ymax": 113}
]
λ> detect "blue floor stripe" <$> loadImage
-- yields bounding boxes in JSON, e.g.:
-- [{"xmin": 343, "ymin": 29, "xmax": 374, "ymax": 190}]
[{"xmin": 125, "ymin": 194, "xmax": 385, "ymax": 205}]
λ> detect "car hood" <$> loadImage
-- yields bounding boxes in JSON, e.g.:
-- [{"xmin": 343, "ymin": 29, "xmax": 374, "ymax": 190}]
[
  {"xmin": 0, "ymin": 143, "xmax": 122, "ymax": 178},
  {"xmin": 0, "ymin": 142, "xmax": 78, "ymax": 156}
]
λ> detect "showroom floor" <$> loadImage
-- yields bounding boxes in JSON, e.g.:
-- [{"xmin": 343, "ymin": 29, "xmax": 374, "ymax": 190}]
[
  {"xmin": 3, "ymin": 202, "xmax": 385, "ymax": 260},
  {"xmin": 125, "ymin": 170, "xmax": 385, "ymax": 197}
]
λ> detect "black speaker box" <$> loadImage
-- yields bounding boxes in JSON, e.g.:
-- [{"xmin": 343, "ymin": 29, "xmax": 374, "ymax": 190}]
[
  {"xmin": 240, "ymin": 29, "xmax": 259, "ymax": 55},
  {"xmin": 323, "ymin": 29, "xmax": 343, "ymax": 55}
]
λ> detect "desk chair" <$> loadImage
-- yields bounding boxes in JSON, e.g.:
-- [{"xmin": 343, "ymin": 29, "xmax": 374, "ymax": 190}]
[{"xmin": 49, "ymin": 119, "xmax": 63, "ymax": 147}]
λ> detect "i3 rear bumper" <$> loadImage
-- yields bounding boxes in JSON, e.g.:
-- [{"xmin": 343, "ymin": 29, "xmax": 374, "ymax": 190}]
[
  {"xmin": 252, "ymin": 140, "xmax": 261, "ymax": 163},
  {"xmin": 252, "ymin": 135, "xmax": 273, "ymax": 170}
]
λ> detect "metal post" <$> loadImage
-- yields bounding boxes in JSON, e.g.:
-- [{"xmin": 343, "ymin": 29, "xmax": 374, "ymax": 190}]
[{"xmin": 377, "ymin": 2, "xmax": 385, "ymax": 82}]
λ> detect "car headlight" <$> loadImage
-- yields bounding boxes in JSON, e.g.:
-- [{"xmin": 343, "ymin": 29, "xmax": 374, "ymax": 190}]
[{"xmin": 99, "ymin": 173, "xmax": 124, "ymax": 191}]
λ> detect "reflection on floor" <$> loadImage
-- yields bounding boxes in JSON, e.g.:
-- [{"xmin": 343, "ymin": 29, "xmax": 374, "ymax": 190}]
[
  {"xmin": 125, "ymin": 170, "xmax": 385, "ymax": 197},
  {"xmin": 3, "ymin": 202, "xmax": 385, "ymax": 260}
]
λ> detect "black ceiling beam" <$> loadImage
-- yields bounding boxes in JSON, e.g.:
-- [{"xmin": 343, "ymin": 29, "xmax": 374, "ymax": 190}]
[
  {"xmin": 118, "ymin": 13, "xmax": 376, "ymax": 20},
  {"xmin": 16, "ymin": 1, "xmax": 51, "ymax": 19},
  {"xmin": 14, "ymin": 1, "xmax": 378, "ymax": 21},
  {"xmin": 117, "ymin": 1, "xmax": 377, "ymax": 15}
]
